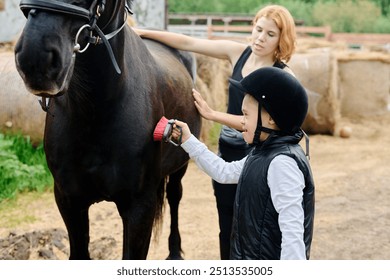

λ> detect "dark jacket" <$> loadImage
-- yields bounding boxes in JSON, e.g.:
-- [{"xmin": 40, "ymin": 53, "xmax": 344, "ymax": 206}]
[{"xmin": 230, "ymin": 131, "xmax": 315, "ymax": 259}]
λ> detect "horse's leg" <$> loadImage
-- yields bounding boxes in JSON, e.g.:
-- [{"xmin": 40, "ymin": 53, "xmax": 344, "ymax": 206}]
[
  {"xmin": 54, "ymin": 185, "xmax": 91, "ymax": 260},
  {"xmin": 166, "ymin": 164, "xmax": 188, "ymax": 260},
  {"xmin": 117, "ymin": 197, "xmax": 156, "ymax": 259}
]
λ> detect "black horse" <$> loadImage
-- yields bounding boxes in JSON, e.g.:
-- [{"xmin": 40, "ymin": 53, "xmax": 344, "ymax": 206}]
[{"xmin": 14, "ymin": 0, "xmax": 201, "ymax": 260}]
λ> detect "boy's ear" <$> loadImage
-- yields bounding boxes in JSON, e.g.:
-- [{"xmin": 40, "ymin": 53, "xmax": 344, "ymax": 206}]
[{"xmin": 268, "ymin": 116, "xmax": 279, "ymax": 129}]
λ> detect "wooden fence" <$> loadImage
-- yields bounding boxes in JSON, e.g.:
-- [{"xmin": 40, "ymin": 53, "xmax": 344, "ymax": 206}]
[
  {"xmin": 167, "ymin": 14, "xmax": 389, "ymax": 45},
  {"xmin": 206, "ymin": 24, "xmax": 389, "ymax": 45},
  {"xmin": 207, "ymin": 25, "xmax": 333, "ymax": 41}
]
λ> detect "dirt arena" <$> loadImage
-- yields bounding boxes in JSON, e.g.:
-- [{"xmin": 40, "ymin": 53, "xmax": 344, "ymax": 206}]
[{"xmin": 1, "ymin": 38, "xmax": 389, "ymax": 260}]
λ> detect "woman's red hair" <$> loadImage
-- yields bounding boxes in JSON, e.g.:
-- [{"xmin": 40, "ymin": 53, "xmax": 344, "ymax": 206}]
[{"xmin": 253, "ymin": 5, "xmax": 296, "ymax": 62}]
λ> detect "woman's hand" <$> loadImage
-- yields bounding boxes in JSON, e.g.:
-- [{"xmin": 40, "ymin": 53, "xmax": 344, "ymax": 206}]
[
  {"xmin": 172, "ymin": 120, "xmax": 191, "ymax": 143},
  {"xmin": 192, "ymin": 89, "xmax": 215, "ymax": 121},
  {"xmin": 132, "ymin": 27, "xmax": 144, "ymax": 37}
]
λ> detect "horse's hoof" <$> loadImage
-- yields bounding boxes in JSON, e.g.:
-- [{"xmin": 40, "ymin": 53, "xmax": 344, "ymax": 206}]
[{"xmin": 166, "ymin": 255, "xmax": 184, "ymax": 260}]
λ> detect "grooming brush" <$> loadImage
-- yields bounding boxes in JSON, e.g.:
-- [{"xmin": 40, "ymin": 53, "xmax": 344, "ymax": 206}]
[{"xmin": 153, "ymin": 116, "xmax": 182, "ymax": 146}]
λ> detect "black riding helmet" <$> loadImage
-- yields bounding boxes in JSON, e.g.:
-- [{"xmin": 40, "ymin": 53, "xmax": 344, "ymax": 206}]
[{"xmin": 229, "ymin": 67, "xmax": 308, "ymax": 144}]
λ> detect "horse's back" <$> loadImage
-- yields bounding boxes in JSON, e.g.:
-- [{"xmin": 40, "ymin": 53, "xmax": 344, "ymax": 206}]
[{"xmin": 142, "ymin": 39, "xmax": 197, "ymax": 83}]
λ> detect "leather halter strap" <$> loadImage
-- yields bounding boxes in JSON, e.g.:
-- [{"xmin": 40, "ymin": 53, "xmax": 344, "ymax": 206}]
[{"xmin": 19, "ymin": 0, "xmax": 93, "ymax": 21}]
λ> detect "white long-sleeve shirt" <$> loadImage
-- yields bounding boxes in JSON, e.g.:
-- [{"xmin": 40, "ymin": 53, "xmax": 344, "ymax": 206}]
[{"xmin": 181, "ymin": 134, "xmax": 306, "ymax": 260}]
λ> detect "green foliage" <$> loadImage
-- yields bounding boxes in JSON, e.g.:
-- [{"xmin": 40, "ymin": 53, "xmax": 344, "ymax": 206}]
[
  {"xmin": 207, "ymin": 122, "xmax": 222, "ymax": 151},
  {"xmin": 371, "ymin": 0, "xmax": 389, "ymax": 15},
  {"xmin": 168, "ymin": 0, "xmax": 390, "ymax": 33},
  {"xmin": 167, "ymin": 0, "xmax": 216, "ymax": 14},
  {"xmin": 270, "ymin": 0, "xmax": 315, "ymax": 23},
  {"xmin": 373, "ymin": 14, "xmax": 390, "ymax": 33},
  {"xmin": 168, "ymin": 0, "xmax": 271, "ymax": 14},
  {"xmin": 312, "ymin": 0, "xmax": 385, "ymax": 33},
  {"xmin": 0, "ymin": 133, "xmax": 53, "ymax": 202}
]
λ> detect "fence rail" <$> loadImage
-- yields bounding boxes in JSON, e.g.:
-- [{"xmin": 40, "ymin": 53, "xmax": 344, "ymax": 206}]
[
  {"xmin": 330, "ymin": 33, "xmax": 390, "ymax": 45},
  {"xmin": 207, "ymin": 25, "xmax": 333, "ymax": 41}
]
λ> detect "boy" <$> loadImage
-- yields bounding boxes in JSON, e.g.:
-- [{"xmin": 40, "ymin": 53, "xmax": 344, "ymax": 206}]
[{"xmin": 171, "ymin": 67, "xmax": 315, "ymax": 260}]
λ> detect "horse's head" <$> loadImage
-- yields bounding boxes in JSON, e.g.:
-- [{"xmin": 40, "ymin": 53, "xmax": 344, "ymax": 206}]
[{"xmin": 14, "ymin": 0, "xmax": 131, "ymax": 97}]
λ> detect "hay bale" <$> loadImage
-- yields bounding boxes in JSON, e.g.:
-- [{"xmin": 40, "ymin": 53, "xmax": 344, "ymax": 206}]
[
  {"xmin": 195, "ymin": 54, "xmax": 231, "ymax": 142},
  {"xmin": 0, "ymin": 52, "xmax": 45, "ymax": 143},
  {"xmin": 195, "ymin": 54, "xmax": 231, "ymax": 112},
  {"xmin": 290, "ymin": 49, "xmax": 340, "ymax": 135},
  {"xmin": 336, "ymin": 51, "xmax": 390, "ymax": 118},
  {"xmin": 195, "ymin": 50, "xmax": 341, "ymax": 136}
]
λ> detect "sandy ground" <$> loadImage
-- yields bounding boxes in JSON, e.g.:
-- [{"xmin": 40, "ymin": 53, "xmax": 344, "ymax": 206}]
[{"xmin": 0, "ymin": 114, "xmax": 389, "ymax": 260}]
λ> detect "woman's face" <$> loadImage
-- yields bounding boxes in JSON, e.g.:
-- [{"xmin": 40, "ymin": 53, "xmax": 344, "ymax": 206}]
[{"xmin": 251, "ymin": 16, "xmax": 280, "ymax": 58}]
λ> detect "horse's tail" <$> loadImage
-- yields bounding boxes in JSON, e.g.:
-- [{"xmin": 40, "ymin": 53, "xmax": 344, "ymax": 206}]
[{"xmin": 152, "ymin": 177, "xmax": 166, "ymax": 243}]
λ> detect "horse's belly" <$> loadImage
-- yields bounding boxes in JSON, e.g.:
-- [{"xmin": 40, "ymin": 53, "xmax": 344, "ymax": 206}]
[{"xmin": 47, "ymin": 145, "xmax": 149, "ymax": 199}]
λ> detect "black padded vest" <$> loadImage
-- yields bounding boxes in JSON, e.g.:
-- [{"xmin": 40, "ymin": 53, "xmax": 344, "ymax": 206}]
[{"xmin": 230, "ymin": 132, "xmax": 315, "ymax": 259}]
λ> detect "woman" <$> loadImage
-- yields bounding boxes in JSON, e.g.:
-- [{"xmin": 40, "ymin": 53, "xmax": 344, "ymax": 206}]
[{"xmin": 134, "ymin": 4, "xmax": 297, "ymax": 259}]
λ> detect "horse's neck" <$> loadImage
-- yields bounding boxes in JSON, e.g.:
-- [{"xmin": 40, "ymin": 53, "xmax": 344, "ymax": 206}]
[
  {"xmin": 69, "ymin": 24, "xmax": 157, "ymax": 109},
  {"xmin": 99, "ymin": 1, "xmax": 124, "ymax": 31}
]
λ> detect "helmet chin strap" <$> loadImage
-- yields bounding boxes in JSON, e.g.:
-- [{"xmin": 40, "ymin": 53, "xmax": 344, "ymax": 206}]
[
  {"xmin": 252, "ymin": 103, "xmax": 281, "ymax": 145},
  {"xmin": 251, "ymin": 102, "xmax": 311, "ymax": 160}
]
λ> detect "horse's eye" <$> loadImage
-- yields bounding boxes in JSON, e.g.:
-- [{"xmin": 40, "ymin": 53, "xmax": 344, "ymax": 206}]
[
  {"xmin": 29, "ymin": 9, "xmax": 38, "ymax": 17},
  {"xmin": 21, "ymin": 8, "xmax": 36, "ymax": 18}
]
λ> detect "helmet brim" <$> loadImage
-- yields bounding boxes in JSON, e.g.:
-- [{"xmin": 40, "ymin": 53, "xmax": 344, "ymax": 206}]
[{"xmin": 228, "ymin": 78, "xmax": 248, "ymax": 93}]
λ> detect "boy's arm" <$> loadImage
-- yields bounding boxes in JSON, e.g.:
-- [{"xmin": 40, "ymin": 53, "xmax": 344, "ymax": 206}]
[
  {"xmin": 268, "ymin": 155, "xmax": 306, "ymax": 260},
  {"xmin": 172, "ymin": 120, "xmax": 244, "ymax": 184}
]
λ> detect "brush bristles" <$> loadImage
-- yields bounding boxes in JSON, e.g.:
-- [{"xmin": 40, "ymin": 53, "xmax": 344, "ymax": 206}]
[{"xmin": 153, "ymin": 116, "xmax": 169, "ymax": 141}]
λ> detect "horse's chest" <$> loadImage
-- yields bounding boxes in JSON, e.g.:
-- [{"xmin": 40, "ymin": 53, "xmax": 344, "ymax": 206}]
[{"xmin": 47, "ymin": 132, "xmax": 138, "ymax": 197}]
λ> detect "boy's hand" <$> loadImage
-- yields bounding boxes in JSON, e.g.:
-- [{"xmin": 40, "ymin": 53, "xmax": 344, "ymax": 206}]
[{"xmin": 172, "ymin": 120, "xmax": 191, "ymax": 143}]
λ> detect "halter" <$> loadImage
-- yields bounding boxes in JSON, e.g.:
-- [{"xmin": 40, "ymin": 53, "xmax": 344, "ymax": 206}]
[{"xmin": 19, "ymin": 0, "xmax": 131, "ymax": 75}]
